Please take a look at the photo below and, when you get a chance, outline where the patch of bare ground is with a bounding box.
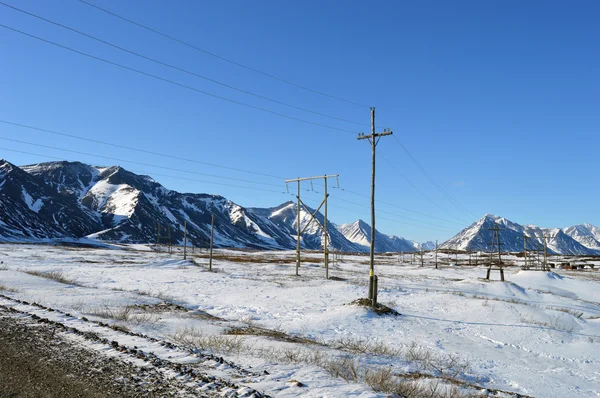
[0,307,210,397]
[349,298,400,316]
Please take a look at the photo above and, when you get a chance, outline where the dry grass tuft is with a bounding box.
[0,284,18,293]
[23,270,81,286]
[170,327,245,355]
[86,305,161,327]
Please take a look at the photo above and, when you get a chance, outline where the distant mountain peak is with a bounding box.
[442,214,600,255]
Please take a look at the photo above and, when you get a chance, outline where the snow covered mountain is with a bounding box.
[248,202,364,252]
[337,219,421,252]
[21,161,298,249]
[441,214,600,255]
[0,160,101,241]
[2,159,425,251]
[563,224,600,251]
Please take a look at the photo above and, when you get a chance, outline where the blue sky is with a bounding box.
[1,0,599,243]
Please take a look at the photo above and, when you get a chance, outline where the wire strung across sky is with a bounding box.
[77,0,369,109]
[0,1,480,229]
[0,146,452,233]
[0,119,284,180]
[0,2,368,129]
[391,135,478,220]
[301,189,453,233]
[0,147,289,194]
[0,136,285,189]
[0,119,461,231]
[379,151,468,223]
[332,187,465,226]
[0,23,357,135]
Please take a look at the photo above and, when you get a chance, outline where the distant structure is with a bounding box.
[486,221,505,281]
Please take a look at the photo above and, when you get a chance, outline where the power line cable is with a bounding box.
[327,203,451,233]
[379,151,465,222]
[77,0,369,108]
[392,134,477,219]
[332,187,464,226]
[0,119,284,180]
[0,2,368,128]
[301,188,452,233]
[0,136,284,188]
[0,147,289,194]
[0,23,356,134]
[325,194,450,230]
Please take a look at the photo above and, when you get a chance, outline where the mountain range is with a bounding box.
[2,159,599,255]
[440,214,600,255]
[0,159,426,252]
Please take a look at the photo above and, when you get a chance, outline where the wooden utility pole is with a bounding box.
[420,243,424,267]
[324,176,329,279]
[183,220,187,260]
[357,107,392,306]
[542,235,555,272]
[523,234,528,269]
[296,179,300,276]
[168,225,172,254]
[285,174,339,279]
[209,214,214,272]
[435,241,438,269]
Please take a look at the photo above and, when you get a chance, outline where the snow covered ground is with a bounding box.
[0,244,599,397]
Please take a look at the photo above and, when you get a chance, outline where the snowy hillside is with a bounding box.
[441,214,600,255]
[337,219,419,252]
[0,159,101,241]
[249,201,364,252]
[3,159,427,251]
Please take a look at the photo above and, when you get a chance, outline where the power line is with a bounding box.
[77,0,369,108]
[328,195,451,230]
[0,23,356,134]
[0,136,284,188]
[0,147,289,194]
[327,203,451,233]
[380,151,465,222]
[392,134,477,220]
[0,119,284,180]
[301,189,452,233]
[333,187,464,226]
[0,2,368,128]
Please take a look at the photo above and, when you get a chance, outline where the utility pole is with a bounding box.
[420,243,424,267]
[157,224,161,252]
[435,241,438,269]
[357,107,392,307]
[523,234,529,269]
[183,220,187,260]
[168,225,172,254]
[296,179,300,276]
[542,235,555,272]
[324,176,329,280]
[285,174,339,279]
[209,214,214,272]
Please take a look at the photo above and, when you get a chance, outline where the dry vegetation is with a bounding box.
[22,270,81,286]
[0,284,18,293]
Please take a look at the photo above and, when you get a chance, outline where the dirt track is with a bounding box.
[0,308,209,398]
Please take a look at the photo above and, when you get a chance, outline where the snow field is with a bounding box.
[0,244,599,397]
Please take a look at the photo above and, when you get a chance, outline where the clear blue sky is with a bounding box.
[1,0,599,243]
